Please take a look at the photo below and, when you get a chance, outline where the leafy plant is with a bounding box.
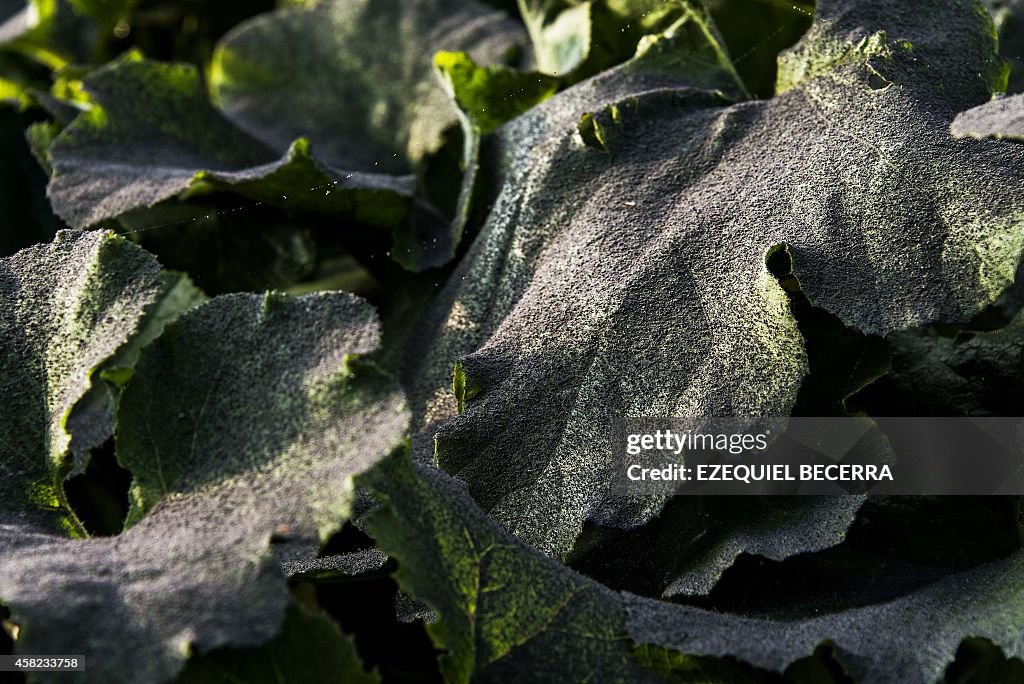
[2,0,1024,682]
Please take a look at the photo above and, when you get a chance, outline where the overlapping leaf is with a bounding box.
[413,10,857,594]
[0,231,409,682]
[407,0,1024,579]
[567,495,864,598]
[0,229,163,533]
[42,0,527,270]
[45,56,413,231]
[366,455,1024,683]
[210,0,526,177]
[434,3,745,251]
[953,92,1024,140]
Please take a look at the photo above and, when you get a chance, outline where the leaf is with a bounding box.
[566,495,864,598]
[363,454,671,683]
[114,294,407,530]
[0,232,409,681]
[516,0,691,80]
[434,5,746,246]
[178,602,378,684]
[0,229,163,534]
[278,547,389,582]
[208,0,528,268]
[624,553,1024,683]
[952,92,1024,140]
[365,454,1024,683]
[210,0,527,176]
[406,0,1024,566]
[45,54,414,228]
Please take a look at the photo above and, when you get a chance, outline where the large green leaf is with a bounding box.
[406,0,1024,569]
[0,231,409,682]
[366,455,1024,683]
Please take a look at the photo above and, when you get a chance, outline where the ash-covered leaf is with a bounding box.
[366,455,1024,683]
[625,550,1024,683]
[952,92,1024,140]
[207,0,527,268]
[0,232,409,682]
[210,0,526,176]
[115,291,409,529]
[363,454,670,684]
[45,0,530,271]
[435,5,745,248]
[45,55,414,233]
[0,229,163,536]
[278,547,389,582]
[407,0,1024,569]
[567,495,864,598]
